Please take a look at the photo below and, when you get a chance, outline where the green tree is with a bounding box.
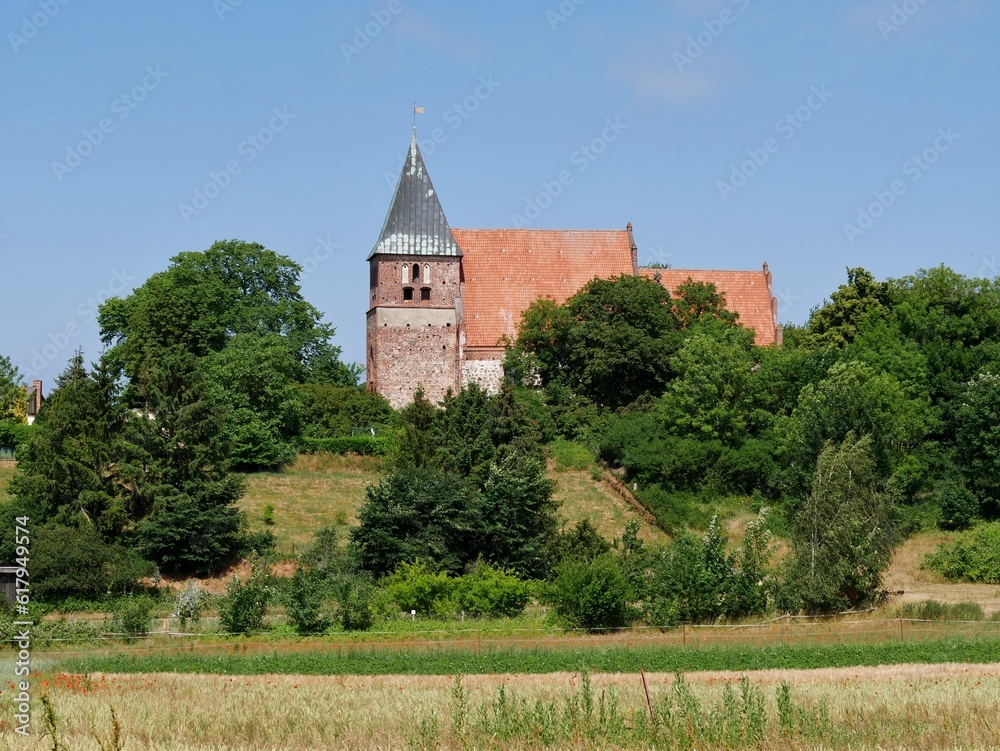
[805,267,891,348]
[955,372,1000,511]
[0,354,27,423]
[297,384,397,438]
[351,468,484,576]
[479,455,558,578]
[548,554,631,631]
[200,333,301,469]
[9,354,128,535]
[657,329,755,444]
[124,354,244,575]
[782,433,897,612]
[778,360,927,483]
[99,240,356,468]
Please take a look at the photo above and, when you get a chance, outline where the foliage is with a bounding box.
[295,435,396,456]
[546,518,612,567]
[352,468,484,577]
[297,383,397,439]
[548,554,631,631]
[29,523,153,602]
[955,371,1000,510]
[395,382,547,486]
[286,566,330,634]
[0,420,31,451]
[174,581,206,626]
[382,561,453,616]
[98,240,356,470]
[478,456,558,578]
[112,595,155,637]
[935,481,979,531]
[778,360,927,481]
[450,562,530,618]
[510,275,738,408]
[10,353,245,576]
[923,522,1000,584]
[0,354,26,423]
[337,579,376,631]
[10,354,128,535]
[782,434,898,612]
[805,267,891,348]
[219,562,273,634]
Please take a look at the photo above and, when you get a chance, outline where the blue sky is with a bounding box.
[2,0,997,385]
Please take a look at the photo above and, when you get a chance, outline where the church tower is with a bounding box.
[366,132,463,408]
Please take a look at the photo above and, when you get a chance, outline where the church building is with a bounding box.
[366,132,782,408]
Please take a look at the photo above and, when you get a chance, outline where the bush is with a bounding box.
[548,554,630,631]
[30,524,154,603]
[295,435,396,456]
[245,530,277,558]
[0,420,31,451]
[338,580,375,631]
[219,565,272,634]
[286,567,330,635]
[451,562,530,618]
[923,522,1000,583]
[382,561,453,616]
[112,596,154,637]
[549,439,594,472]
[175,581,205,627]
[936,482,979,531]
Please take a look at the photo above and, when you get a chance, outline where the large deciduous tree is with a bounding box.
[782,433,897,612]
[98,239,356,469]
[510,275,739,409]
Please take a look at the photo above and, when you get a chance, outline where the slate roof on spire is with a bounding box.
[368,132,462,260]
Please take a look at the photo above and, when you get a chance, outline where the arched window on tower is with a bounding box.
[423,264,430,284]
[412,264,421,282]
[401,264,409,285]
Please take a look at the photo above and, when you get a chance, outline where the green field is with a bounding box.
[50,634,1000,677]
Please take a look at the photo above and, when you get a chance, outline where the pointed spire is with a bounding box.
[368,133,461,260]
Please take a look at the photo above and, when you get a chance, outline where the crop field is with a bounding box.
[5,663,1000,750]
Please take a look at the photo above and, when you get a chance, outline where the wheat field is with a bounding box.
[4,663,999,750]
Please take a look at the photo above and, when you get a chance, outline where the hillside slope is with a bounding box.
[240,453,668,556]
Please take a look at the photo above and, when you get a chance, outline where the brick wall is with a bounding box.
[369,257,462,308]
[367,306,460,408]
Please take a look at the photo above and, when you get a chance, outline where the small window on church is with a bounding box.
[403,287,414,301]
[420,288,431,301]
[413,264,421,282]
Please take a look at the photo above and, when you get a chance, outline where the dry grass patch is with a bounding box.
[551,467,668,545]
[239,454,380,555]
[0,460,16,503]
[885,532,1000,615]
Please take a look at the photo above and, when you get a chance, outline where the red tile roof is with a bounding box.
[452,229,635,349]
[639,268,779,345]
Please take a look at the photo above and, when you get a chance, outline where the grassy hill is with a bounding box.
[240,450,668,557]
